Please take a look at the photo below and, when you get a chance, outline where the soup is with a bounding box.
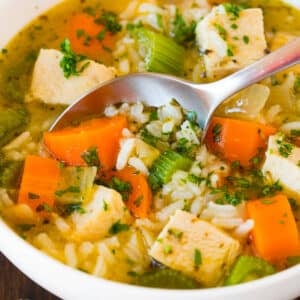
[0,0,299,289]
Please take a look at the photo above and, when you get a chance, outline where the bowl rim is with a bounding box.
[0,0,300,299]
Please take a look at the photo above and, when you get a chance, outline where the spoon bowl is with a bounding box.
[51,37,300,132]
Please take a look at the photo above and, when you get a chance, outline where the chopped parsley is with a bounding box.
[59,39,90,78]
[187,174,205,185]
[212,123,222,143]
[227,45,234,57]
[260,198,275,205]
[111,177,132,201]
[156,14,163,29]
[55,185,81,197]
[172,9,196,45]
[243,35,250,44]
[168,228,183,239]
[194,248,202,268]
[223,3,246,20]
[185,110,198,125]
[231,23,238,30]
[214,23,227,40]
[103,200,109,211]
[18,224,35,231]
[95,11,122,34]
[81,146,100,167]
[164,245,173,254]
[290,129,300,137]
[276,137,294,157]
[36,203,52,213]
[109,220,130,235]
[134,195,143,207]
[60,202,86,216]
[28,192,40,200]
[294,76,300,93]
[1,48,8,55]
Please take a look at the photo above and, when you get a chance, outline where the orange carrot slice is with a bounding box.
[206,117,276,167]
[43,116,128,170]
[113,167,152,218]
[18,155,61,213]
[247,194,299,262]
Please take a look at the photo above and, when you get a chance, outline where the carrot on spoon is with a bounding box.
[43,115,128,170]
[205,117,276,167]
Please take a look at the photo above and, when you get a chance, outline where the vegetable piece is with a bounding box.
[224,255,275,286]
[286,256,300,267]
[133,28,185,76]
[133,268,199,289]
[112,167,152,218]
[149,150,192,189]
[59,39,89,78]
[246,194,299,261]
[0,108,29,147]
[67,12,119,59]
[205,117,276,167]
[0,160,23,188]
[18,155,61,212]
[55,166,97,204]
[172,10,196,45]
[43,115,128,170]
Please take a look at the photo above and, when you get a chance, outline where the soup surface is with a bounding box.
[0,0,300,289]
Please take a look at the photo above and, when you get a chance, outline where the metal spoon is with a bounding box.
[51,37,300,132]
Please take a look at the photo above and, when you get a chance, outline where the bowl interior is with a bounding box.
[0,0,300,299]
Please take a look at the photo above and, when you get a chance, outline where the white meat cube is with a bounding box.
[149,210,240,287]
[263,134,300,203]
[196,5,266,79]
[26,49,116,105]
[72,185,127,242]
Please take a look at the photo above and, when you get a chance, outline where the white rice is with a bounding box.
[65,243,78,268]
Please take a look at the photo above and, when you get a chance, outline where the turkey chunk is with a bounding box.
[149,210,240,287]
[196,5,266,79]
[26,49,116,105]
[72,185,127,242]
[263,134,300,203]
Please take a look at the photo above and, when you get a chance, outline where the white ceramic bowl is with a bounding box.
[0,1,300,299]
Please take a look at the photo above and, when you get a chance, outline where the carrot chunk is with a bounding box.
[246,194,299,262]
[43,116,128,170]
[18,155,61,212]
[205,117,276,167]
[67,13,117,59]
[112,167,152,218]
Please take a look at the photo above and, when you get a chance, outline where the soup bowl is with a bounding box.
[0,0,300,299]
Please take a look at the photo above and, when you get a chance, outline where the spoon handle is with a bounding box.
[208,37,300,106]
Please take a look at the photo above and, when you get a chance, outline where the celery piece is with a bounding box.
[133,268,199,289]
[0,160,23,188]
[0,108,29,147]
[148,150,192,189]
[224,256,275,286]
[134,28,185,76]
[286,256,300,267]
[55,166,97,204]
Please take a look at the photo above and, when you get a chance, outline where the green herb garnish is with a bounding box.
[59,39,89,78]
[28,192,40,200]
[212,123,222,142]
[243,35,250,44]
[95,11,122,34]
[111,177,132,201]
[81,146,100,167]
[194,248,202,268]
[109,220,130,235]
[172,9,196,45]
